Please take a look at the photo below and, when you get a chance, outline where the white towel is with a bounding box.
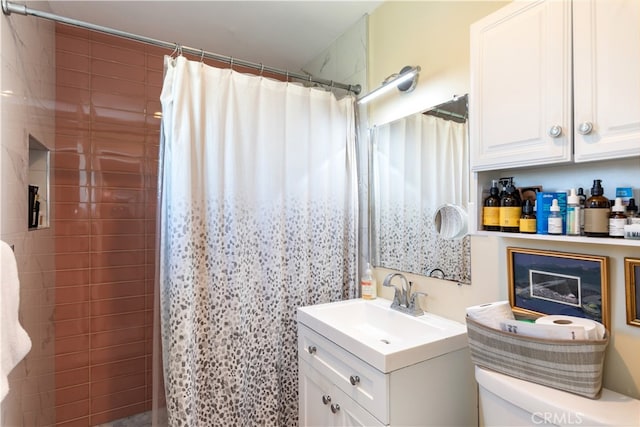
[0,241,32,402]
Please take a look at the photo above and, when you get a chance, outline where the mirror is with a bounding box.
[369,95,471,283]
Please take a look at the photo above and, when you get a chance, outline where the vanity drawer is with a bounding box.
[298,323,389,423]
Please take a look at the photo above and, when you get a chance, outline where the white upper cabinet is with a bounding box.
[470,0,640,171]
[573,0,640,162]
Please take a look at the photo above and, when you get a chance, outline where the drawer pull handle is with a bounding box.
[349,375,360,386]
[330,403,341,414]
[322,395,331,405]
[307,346,317,354]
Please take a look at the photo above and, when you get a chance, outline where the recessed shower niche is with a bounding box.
[28,135,50,229]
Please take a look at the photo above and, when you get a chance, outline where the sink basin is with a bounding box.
[297,298,468,373]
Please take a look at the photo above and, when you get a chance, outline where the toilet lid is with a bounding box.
[475,366,640,426]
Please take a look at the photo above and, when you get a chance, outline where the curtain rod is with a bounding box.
[1,0,361,95]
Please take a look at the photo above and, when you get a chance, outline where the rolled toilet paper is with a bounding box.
[535,315,605,340]
[466,301,514,330]
[500,319,587,340]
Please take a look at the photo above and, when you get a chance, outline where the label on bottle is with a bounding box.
[499,207,521,228]
[609,218,626,237]
[566,206,581,235]
[548,216,563,235]
[483,207,500,227]
[361,280,376,300]
[519,218,537,233]
[584,208,610,234]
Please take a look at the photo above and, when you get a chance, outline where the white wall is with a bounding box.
[0,8,56,425]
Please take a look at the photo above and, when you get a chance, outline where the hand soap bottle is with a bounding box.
[361,263,377,300]
[584,179,610,237]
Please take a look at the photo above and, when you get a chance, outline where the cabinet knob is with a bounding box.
[330,403,341,414]
[577,121,593,135]
[322,395,331,405]
[548,125,562,138]
[307,345,316,354]
[349,375,360,386]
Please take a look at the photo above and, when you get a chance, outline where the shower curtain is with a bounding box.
[156,56,358,426]
[372,113,470,282]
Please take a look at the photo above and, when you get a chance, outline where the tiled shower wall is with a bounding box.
[53,24,161,426]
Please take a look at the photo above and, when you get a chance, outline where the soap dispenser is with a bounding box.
[361,263,377,300]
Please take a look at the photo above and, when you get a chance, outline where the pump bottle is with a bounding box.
[584,180,610,237]
[566,189,581,236]
[483,180,501,231]
[499,179,520,233]
[361,263,377,300]
[609,198,626,238]
[548,199,563,235]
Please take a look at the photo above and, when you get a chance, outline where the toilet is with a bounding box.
[475,366,640,426]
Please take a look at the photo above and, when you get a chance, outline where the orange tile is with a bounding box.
[92,91,146,113]
[90,220,145,236]
[90,402,147,426]
[91,312,146,333]
[91,372,146,397]
[91,327,145,349]
[55,133,91,153]
[91,235,145,252]
[56,368,90,390]
[91,203,145,220]
[146,69,163,87]
[90,386,145,414]
[92,121,146,142]
[90,341,146,366]
[91,155,144,175]
[56,286,91,304]
[91,357,145,381]
[55,351,90,372]
[53,153,89,171]
[54,220,91,237]
[90,281,145,301]
[57,51,90,73]
[92,107,146,128]
[54,185,90,204]
[56,117,91,137]
[57,33,90,55]
[55,302,90,321]
[55,236,91,253]
[56,269,91,287]
[91,59,145,82]
[56,384,90,406]
[56,399,90,423]
[90,296,145,316]
[92,171,144,189]
[90,42,146,66]
[92,75,146,97]
[57,68,91,90]
[56,252,90,270]
[91,32,147,52]
[56,22,90,39]
[56,335,91,356]
[91,265,145,285]
[54,170,90,187]
[55,202,90,220]
[90,251,145,269]
[56,416,91,427]
[57,86,91,108]
[90,187,143,204]
[56,318,91,339]
[93,138,145,157]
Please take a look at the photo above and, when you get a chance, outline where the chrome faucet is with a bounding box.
[382,273,426,316]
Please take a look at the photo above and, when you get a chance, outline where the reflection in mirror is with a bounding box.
[370,95,470,283]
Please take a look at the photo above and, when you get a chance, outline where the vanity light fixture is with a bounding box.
[357,65,421,105]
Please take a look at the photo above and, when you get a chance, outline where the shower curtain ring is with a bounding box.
[200,49,205,62]
[286,70,289,82]
[170,43,179,58]
[260,63,264,76]
[229,57,234,70]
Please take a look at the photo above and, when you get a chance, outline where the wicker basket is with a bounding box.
[466,316,609,399]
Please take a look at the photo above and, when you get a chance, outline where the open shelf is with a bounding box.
[473,230,640,247]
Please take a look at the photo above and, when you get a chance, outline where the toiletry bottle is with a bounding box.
[499,180,520,233]
[483,179,501,231]
[519,199,536,234]
[361,263,377,300]
[577,187,587,235]
[584,179,610,237]
[566,188,581,236]
[627,198,640,225]
[548,199,563,235]
[609,197,626,238]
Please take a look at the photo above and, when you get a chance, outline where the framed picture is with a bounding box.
[624,257,640,327]
[507,247,609,330]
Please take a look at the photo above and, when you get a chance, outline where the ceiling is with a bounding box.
[39,1,383,72]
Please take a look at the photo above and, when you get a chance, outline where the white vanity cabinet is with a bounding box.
[297,323,477,427]
[470,0,640,171]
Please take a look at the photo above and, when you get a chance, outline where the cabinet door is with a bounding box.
[573,0,640,162]
[470,0,573,171]
[332,385,385,427]
[299,359,334,427]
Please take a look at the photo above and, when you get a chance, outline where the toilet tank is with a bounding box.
[475,366,640,427]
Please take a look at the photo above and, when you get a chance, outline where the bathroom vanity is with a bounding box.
[297,298,477,426]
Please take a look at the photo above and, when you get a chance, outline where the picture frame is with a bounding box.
[624,257,640,327]
[507,247,609,330]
